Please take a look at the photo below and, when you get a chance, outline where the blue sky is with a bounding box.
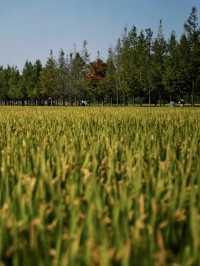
[0,0,200,69]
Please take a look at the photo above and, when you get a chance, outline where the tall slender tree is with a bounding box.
[40,50,58,103]
[151,20,167,105]
[184,6,200,104]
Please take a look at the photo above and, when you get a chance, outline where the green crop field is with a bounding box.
[0,107,200,266]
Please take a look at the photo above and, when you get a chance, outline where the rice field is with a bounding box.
[0,107,200,266]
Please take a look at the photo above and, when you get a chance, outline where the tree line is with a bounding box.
[1,7,200,106]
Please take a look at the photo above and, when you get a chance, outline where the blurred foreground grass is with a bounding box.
[0,107,200,266]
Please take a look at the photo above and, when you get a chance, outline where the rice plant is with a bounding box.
[0,107,200,266]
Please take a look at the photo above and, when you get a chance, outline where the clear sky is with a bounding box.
[0,0,200,69]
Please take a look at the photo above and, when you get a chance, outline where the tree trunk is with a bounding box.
[149,88,151,107]
[116,89,119,106]
[159,92,161,107]
[191,81,194,107]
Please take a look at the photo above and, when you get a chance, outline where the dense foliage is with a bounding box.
[1,7,200,105]
[0,107,200,265]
